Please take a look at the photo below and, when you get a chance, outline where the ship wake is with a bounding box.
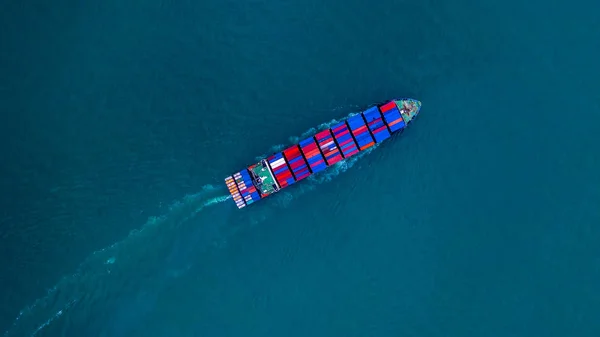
[4,110,377,337]
[3,186,231,337]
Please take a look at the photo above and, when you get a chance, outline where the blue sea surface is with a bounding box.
[1,0,599,336]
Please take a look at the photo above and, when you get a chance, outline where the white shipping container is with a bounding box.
[321,140,334,148]
[271,158,286,168]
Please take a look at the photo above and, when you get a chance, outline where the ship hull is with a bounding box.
[225,98,421,209]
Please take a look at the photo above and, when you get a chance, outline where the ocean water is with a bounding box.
[1,0,599,336]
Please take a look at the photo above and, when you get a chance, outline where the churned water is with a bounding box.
[1,0,599,336]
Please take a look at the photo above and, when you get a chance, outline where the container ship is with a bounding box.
[225,98,421,209]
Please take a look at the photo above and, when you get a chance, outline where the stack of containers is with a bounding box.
[347,114,375,150]
[379,101,406,132]
[330,121,359,158]
[234,169,261,205]
[299,137,327,173]
[362,106,391,142]
[224,175,246,209]
[315,129,343,165]
[283,145,311,181]
[267,152,295,188]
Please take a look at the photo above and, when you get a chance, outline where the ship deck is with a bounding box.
[225,97,421,209]
[249,160,279,196]
[395,99,421,124]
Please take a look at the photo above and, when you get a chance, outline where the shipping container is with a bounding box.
[315,129,343,165]
[347,115,375,151]
[234,169,262,204]
[267,152,295,188]
[380,101,406,132]
[363,106,391,142]
[224,175,246,208]
[299,137,327,173]
[331,121,360,158]
[282,144,312,182]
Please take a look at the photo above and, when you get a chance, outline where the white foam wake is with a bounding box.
[256,110,360,161]
[4,108,381,336]
[3,185,230,337]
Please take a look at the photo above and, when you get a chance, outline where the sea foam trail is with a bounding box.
[3,108,379,336]
[3,186,230,337]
